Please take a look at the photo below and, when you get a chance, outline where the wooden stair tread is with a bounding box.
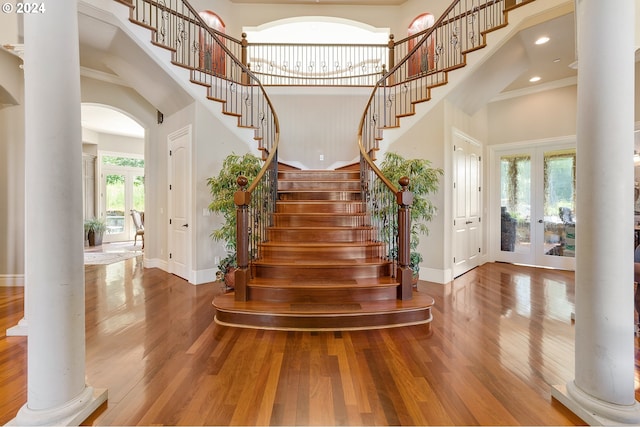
[253,258,390,266]
[247,277,398,287]
[268,226,372,231]
[273,212,366,216]
[277,200,362,203]
[259,241,381,247]
[279,178,360,182]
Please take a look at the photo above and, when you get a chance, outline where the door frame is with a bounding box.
[167,125,193,282]
[489,136,576,269]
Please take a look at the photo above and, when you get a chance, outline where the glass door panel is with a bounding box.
[540,149,576,267]
[105,173,126,240]
[133,174,145,212]
[500,154,532,257]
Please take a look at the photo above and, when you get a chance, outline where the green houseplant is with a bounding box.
[207,153,262,286]
[84,217,107,246]
[378,151,443,281]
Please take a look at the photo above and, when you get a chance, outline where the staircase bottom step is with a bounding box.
[212,292,434,331]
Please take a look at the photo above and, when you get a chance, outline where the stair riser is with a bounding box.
[279,171,360,181]
[253,264,391,280]
[268,228,372,242]
[259,245,385,261]
[273,215,367,227]
[248,286,397,303]
[278,181,361,191]
[276,203,364,214]
[279,191,361,201]
[214,307,432,330]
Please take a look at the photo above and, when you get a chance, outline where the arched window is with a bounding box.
[408,13,435,76]
[244,17,388,44]
[198,10,226,73]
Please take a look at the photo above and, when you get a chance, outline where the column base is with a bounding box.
[6,318,28,337]
[7,386,107,426]
[552,382,640,425]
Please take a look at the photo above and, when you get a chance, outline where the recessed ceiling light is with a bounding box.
[535,36,550,45]
[529,76,541,83]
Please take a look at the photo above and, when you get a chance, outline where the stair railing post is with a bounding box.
[387,33,395,85]
[396,176,413,300]
[241,32,249,85]
[234,176,250,301]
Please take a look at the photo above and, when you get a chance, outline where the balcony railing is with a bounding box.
[246,41,388,86]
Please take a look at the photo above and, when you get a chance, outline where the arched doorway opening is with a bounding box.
[81,104,146,245]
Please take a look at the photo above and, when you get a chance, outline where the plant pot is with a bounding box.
[88,230,103,246]
[224,268,237,289]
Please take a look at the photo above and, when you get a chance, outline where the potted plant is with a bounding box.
[207,152,262,287]
[84,217,107,246]
[215,252,238,288]
[377,152,443,283]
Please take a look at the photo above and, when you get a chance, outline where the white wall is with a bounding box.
[193,100,256,279]
[93,133,144,155]
[0,7,21,45]
[383,100,447,281]
[269,88,369,169]
[488,84,578,145]
[0,50,24,284]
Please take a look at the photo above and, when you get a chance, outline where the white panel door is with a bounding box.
[168,126,192,281]
[452,131,482,278]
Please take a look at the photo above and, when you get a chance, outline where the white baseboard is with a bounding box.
[143,258,168,271]
[142,259,217,286]
[419,267,452,284]
[0,274,24,287]
[192,268,218,285]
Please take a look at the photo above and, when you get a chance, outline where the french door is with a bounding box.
[493,142,576,270]
[101,155,145,243]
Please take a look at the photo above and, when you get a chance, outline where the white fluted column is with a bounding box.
[551,1,640,424]
[7,1,107,425]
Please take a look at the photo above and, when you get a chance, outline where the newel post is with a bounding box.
[234,176,250,301]
[241,33,249,85]
[396,176,413,300]
[387,34,395,85]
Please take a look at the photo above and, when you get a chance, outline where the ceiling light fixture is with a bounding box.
[535,36,550,45]
[529,76,541,83]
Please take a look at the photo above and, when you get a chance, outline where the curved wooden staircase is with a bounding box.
[213,167,435,330]
[112,0,538,331]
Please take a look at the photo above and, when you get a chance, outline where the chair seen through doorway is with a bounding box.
[130,209,144,249]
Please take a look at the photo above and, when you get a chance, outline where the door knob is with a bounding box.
[538,219,543,224]
[182,223,189,228]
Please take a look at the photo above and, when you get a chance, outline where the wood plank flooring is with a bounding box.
[3,259,638,425]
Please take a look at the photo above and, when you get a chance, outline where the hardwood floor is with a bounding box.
[3,260,639,425]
